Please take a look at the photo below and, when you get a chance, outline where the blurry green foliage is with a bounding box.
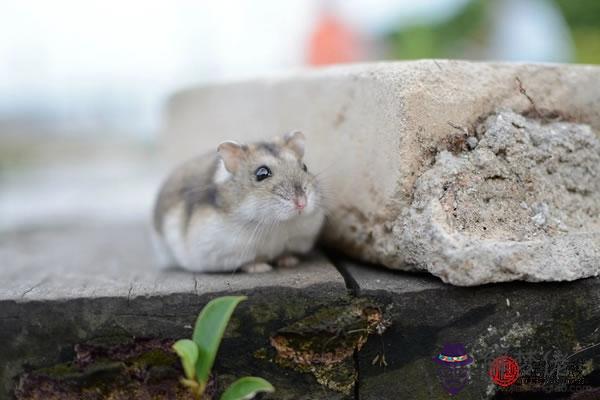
[387,0,487,60]
[387,0,600,64]
[555,0,600,63]
[554,0,600,28]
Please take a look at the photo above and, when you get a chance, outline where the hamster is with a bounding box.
[152,131,325,273]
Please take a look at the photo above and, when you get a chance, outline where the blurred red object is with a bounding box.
[307,11,363,65]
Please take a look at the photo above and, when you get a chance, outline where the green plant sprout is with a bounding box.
[173,295,274,400]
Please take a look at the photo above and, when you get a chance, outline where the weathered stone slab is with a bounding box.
[0,223,344,301]
[163,60,600,285]
[3,222,599,399]
[0,223,352,399]
[340,261,600,399]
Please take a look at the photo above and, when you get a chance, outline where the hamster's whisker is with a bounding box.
[180,185,215,194]
[311,160,338,178]
[228,218,262,277]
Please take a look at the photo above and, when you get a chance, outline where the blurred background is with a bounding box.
[1,0,599,232]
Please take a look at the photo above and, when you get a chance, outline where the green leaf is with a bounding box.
[220,377,275,400]
[193,295,247,383]
[172,339,199,380]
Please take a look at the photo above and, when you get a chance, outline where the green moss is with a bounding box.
[223,316,242,339]
[270,298,386,395]
[129,348,177,369]
[582,359,594,376]
[247,303,281,336]
[253,348,268,360]
[37,362,78,379]
[533,301,580,351]
[83,334,134,348]
[16,342,187,399]
[249,304,279,324]
[311,359,356,394]
[281,301,307,321]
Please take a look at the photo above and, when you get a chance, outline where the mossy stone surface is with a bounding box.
[344,262,600,399]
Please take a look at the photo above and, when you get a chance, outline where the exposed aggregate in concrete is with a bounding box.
[394,110,600,285]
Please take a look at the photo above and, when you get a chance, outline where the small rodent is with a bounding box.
[152,131,325,273]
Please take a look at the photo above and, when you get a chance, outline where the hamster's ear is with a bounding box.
[283,131,305,159]
[217,141,245,172]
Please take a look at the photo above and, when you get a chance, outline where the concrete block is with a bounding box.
[163,60,600,285]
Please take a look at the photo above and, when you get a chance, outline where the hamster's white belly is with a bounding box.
[160,204,323,272]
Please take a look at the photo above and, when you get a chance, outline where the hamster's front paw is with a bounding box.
[276,255,300,269]
[241,262,273,273]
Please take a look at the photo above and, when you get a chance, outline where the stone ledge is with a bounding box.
[0,223,350,399]
[2,223,600,398]
[0,223,344,302]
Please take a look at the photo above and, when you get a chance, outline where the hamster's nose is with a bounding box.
[293,194,307,210]
[293,184,306,211]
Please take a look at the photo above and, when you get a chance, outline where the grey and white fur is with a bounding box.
[152,131,325,272]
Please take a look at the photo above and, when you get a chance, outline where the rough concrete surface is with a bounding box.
[398,110,600,285]
[163,60,600,285]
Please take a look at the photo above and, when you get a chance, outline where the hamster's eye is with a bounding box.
[255,166,272,181]
[302,163,308,172]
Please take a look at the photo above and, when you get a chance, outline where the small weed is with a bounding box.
[173,296,274,400]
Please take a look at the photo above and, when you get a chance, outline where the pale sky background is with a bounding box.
[0,0,571,137]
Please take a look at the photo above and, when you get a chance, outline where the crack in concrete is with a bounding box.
[20,279,47,299]
[323,247,364,400]
[324,247,361,298]
[126,284,134,306]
